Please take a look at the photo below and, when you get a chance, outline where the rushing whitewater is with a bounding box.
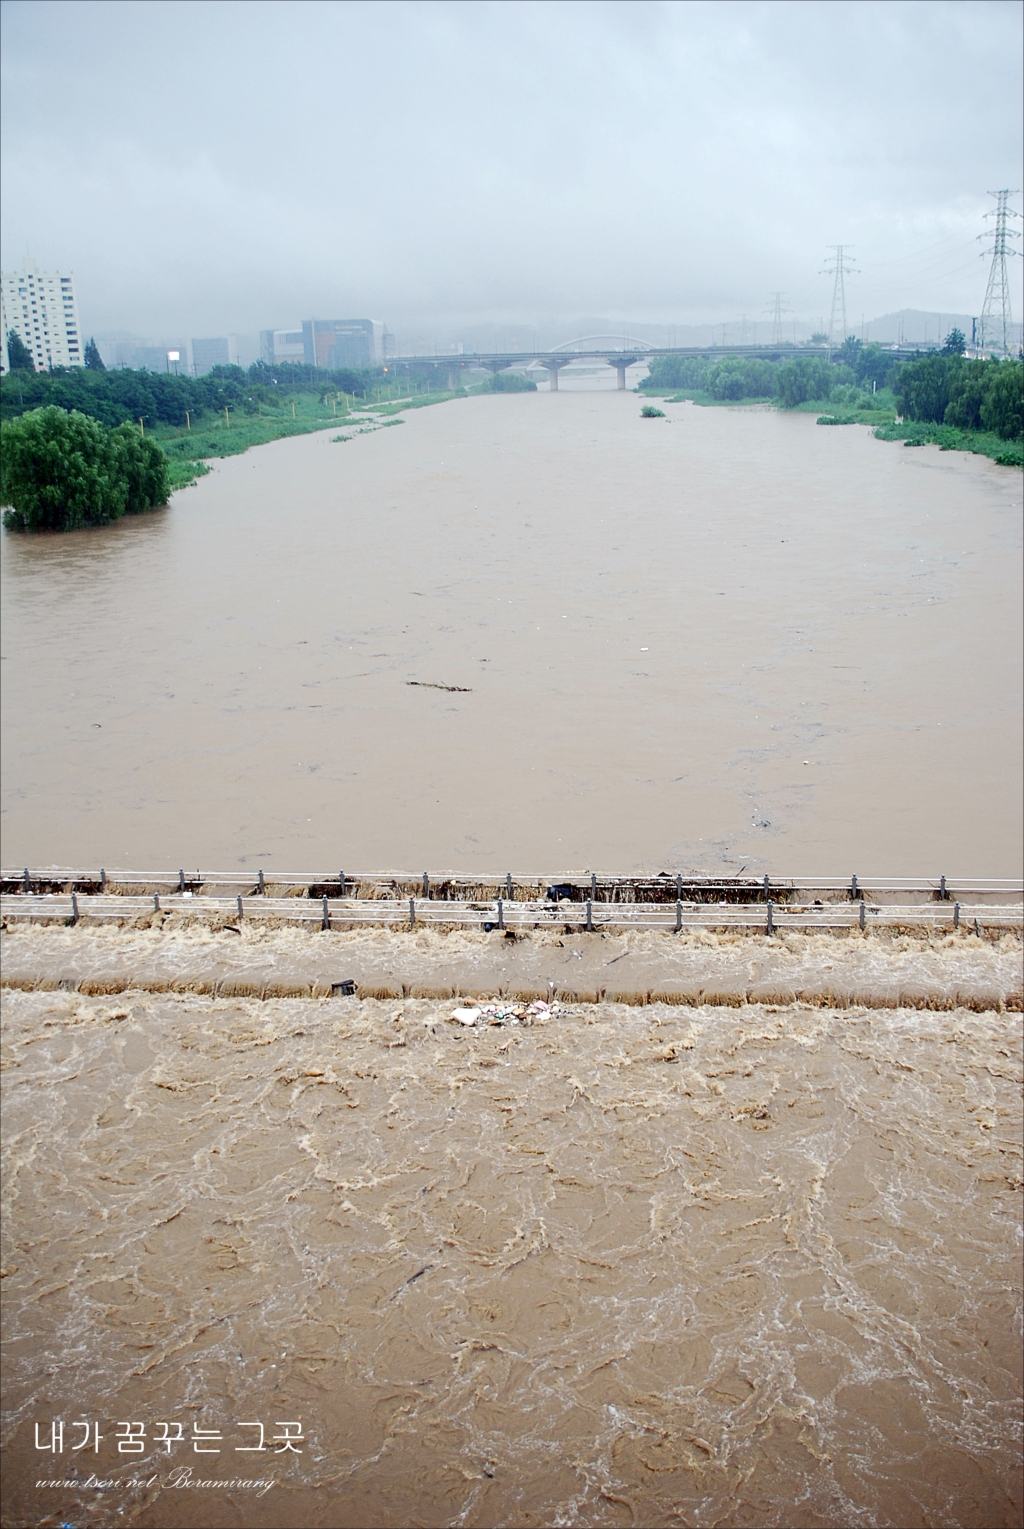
[2,952,1021,1527]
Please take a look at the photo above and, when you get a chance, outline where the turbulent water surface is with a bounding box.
[1,390,1021,875]
[2,970,1022,1529]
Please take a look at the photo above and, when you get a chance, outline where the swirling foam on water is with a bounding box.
[2,969,1021,1528]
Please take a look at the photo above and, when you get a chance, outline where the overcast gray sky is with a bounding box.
[1,0,1021,342]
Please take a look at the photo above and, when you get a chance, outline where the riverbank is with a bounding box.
[158,387,468,491]
[871,417,1024,467]
[636,385,1023,467]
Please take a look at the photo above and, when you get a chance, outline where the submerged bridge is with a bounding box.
[390,338,932,390]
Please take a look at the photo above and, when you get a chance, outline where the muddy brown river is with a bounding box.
[1,393,1022,1528]
[1,967,1021,1529]
[1,392,1021,876]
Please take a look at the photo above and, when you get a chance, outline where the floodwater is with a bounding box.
[1,974,1021,1528]
[1,390,1021,876]
[2,388,1023,1529]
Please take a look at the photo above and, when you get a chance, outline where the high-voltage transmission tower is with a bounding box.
[820,246,859,353]
[766,292,790,345]
[978,190,1021,356]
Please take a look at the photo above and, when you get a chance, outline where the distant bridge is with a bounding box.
[389,342,932,390]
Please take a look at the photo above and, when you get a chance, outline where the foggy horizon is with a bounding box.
[2,0,1022,347]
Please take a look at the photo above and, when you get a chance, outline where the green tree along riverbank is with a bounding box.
[0,359,476,503]
[1,407,169,531]
[4,343,1020,531]
[642,339,1023,466]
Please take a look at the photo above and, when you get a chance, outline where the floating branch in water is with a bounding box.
[406,681,473,693]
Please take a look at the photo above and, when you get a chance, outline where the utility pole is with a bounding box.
[766,292,790,346]
[820,246,859,354]
[978,190,1021,356]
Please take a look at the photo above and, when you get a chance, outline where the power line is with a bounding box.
[978,190,1021,356]
[820,246,860,353]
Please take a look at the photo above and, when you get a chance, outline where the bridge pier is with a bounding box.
[606,354,642,390]
[544,359,572,391]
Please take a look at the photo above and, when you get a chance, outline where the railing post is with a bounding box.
[953,901,960,929]
[859,899,866,931]
[23,868,30,892]
[764,873,770,900]
[675,898,682,933]
[237,894,244,919]
[497,897,504,930]
[766,900,774,934]
[506,872,513,899]
[851,874,858,901]
[422,872,429,898]
[339,871,346,897]
[153,892,160,913]
[100,868,106,891]
[179,869,185,892]
[71,892,79,925]
[322,895,330,930]
[409,897,415,928]
[940,874,948,900]
[586,898,593,932]
[258,868,265,893]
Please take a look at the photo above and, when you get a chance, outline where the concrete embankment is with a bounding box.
[2,923,1020,1010]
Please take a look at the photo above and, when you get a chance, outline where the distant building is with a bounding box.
[1,261,82,372]
[260,328,305,365]
[301,319,386,370]
[231,333,262,369]
[94,338,188,372]
[191,337,230,374]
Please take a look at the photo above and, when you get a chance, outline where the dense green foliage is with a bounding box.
[477,370,537,392]
[645,343,898,406]
[6,330,34,372]
[705,357,778,399]
[644,355,711,391]
[642,336,1023,450]
[773,358,836,407]
[895,355,1022,439]
[1,406,169,531]
[84,338,105,370]
[0,359,383,430]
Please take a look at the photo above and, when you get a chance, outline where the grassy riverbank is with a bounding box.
[638,388,1021,468]
[156,387,466,491]
[871,419,1023,467]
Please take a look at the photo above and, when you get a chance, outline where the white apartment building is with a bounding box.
[1,261,83,373]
